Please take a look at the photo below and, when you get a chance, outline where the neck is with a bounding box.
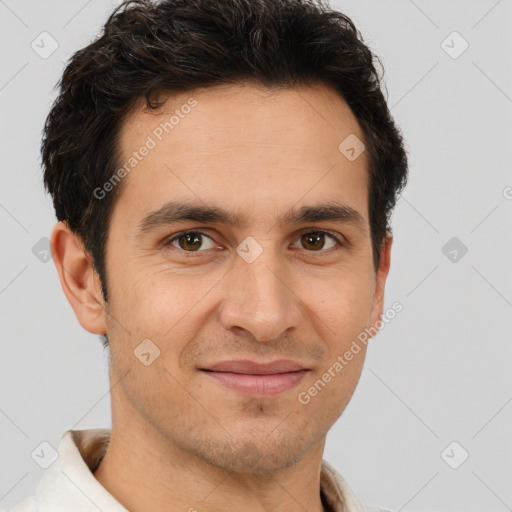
[94,409,327,512]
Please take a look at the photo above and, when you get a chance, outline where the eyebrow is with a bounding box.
[136,199,367,235]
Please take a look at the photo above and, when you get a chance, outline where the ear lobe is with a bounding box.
[50,221,107,335]
[369,233,393,333]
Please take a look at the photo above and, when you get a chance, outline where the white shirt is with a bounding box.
[8,429,390,512]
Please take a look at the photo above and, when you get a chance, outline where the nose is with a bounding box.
[219,246,303,343]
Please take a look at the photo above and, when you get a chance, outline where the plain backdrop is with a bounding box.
[1,1,511,511]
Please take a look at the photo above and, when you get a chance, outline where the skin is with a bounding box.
[51,81,392,512]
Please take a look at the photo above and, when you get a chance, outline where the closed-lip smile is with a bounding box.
[200,359,310,397]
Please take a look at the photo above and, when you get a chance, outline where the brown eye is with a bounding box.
[166,231,215,252]
[293,230,341,252]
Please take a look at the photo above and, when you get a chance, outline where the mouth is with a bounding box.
[199,359,310,397]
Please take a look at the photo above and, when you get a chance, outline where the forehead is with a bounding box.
[113,81,370,229]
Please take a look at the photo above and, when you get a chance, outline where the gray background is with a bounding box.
[1,1,511,511]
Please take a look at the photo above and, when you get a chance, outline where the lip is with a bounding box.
[201,370,309,397]
[201,359,308,375]
[199,359,309,398]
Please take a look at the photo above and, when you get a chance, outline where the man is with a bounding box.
[10,0,408,510]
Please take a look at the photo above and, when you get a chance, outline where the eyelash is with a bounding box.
[163,229,346,256]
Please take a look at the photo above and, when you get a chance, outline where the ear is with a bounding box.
[369,233,393,334]
[50,221,107,335]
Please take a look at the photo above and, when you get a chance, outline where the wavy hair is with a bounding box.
[42,0,408,307]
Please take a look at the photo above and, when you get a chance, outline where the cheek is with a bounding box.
[307,270,376,333]
[112,271,211,371]
[108,253,188,329]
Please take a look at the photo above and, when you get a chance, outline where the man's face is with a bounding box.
[101,82,390,472]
